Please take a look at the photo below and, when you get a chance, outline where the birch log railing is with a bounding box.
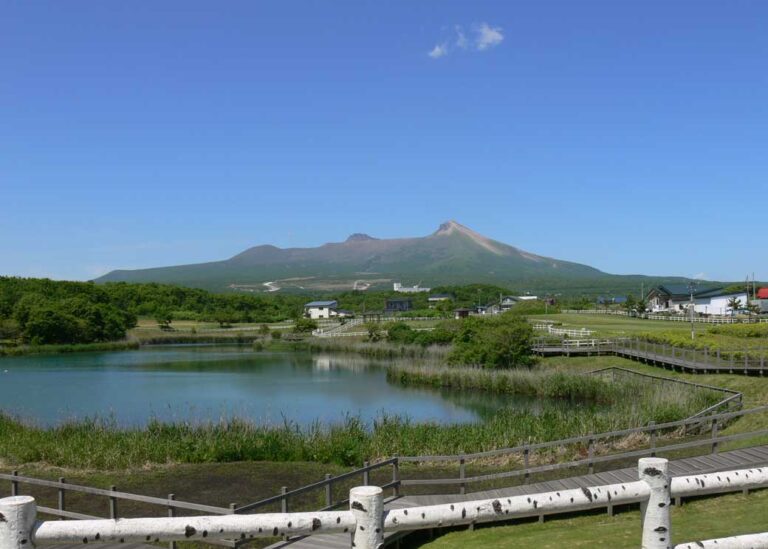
[2,459,768,549]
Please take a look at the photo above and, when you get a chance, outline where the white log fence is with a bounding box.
[2,459,767,549]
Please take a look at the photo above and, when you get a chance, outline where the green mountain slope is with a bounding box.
[94,221,692,294]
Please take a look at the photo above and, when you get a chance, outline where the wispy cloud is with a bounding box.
[475,22,504,50]
[428,43,448,59]
[427,22,504,59]
[455,25,468,49]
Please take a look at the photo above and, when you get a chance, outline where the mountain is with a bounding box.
[95,221,690,294]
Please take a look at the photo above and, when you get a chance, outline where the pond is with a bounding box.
[0,345,582,427]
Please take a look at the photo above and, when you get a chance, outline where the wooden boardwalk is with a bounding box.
[266,445,768,548]
[534,341,768,375]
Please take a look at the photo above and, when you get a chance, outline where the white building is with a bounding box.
[393,282,431,293]
[647,285,750,316]
[304,300,339,320]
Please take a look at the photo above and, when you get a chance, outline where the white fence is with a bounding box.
[561,310,768,324]
[2,458,767,549]
[533,323,595,337]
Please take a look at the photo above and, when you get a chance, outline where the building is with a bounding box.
[427,294,453,308]
[754,288,768,313]
[393,282,431,293]
[646,285,750,315]
[385,298,413,313]
[304,300,339,319]
[499,296,519,311]
[454,307,471,319]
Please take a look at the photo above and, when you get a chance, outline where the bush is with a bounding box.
[448,313,535,368]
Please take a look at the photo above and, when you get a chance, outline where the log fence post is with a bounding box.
[459,457,466,495]
[391,458,400,498]
[639,457,671,549]
[648,422,657,457]
[350,486,384,549]
[363,461,370,486]
[0,496,37,549]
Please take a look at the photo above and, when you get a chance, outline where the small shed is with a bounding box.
[454,308,471,319]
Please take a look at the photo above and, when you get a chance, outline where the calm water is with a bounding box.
[0,346,552,427]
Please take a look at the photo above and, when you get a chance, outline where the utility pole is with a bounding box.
[688,281,698,341]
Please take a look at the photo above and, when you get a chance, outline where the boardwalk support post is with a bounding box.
[639,458,671,549]
[350,486,383,549]
[0,496,37,549]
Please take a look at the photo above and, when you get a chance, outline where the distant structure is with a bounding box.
[385,297,413,313]
[304,300,339,319]
[393,282,431,293]
[647,285,750,315]
[427,294,453,308]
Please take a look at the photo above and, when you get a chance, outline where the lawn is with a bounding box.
[528,313,697,337]
[417,488,768,548]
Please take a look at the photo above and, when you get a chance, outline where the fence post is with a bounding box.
[459,457,466,495]
[0,496,37,549]
[325,474,333,508]
[280,486,288,513]
[109,485,118,519]
[587,436,595,475]
[57,477,66,520]
[711,419,719,454]
[648,422,657,457]
[391,458,400,498]
[350,486,384,549]
[168,494,177,549]
[10,471,18,497]
[523,446,531,484]
[363,461,370,486]
[639,457,671,549]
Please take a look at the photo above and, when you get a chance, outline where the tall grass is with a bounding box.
[298,339,452,360]
[0,341,140,357]
[0,369,722,469]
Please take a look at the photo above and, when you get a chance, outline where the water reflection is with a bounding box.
[0,345,591,428]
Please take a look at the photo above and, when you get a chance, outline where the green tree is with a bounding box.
[448,314,535,369]
[154,307,173,329]
[294,317,318,333]
[727,297,743,316]
[365,322,384,342]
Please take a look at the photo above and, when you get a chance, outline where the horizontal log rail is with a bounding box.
[2,459,767,549]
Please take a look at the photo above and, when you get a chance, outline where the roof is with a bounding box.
[304,300,337,308]
[649,285,722,298]
[758,288,768,299]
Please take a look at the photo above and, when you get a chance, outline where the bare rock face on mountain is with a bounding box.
[95,221,671,293]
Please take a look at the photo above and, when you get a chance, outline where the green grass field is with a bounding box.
[529,313,697,337]
[418,488,768,548]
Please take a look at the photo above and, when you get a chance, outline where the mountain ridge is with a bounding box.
[95,221,692,294]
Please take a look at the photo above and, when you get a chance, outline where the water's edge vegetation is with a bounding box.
[0,365,720,469]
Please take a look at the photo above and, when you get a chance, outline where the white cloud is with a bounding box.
[693,272,708,280]
[427,22,504,58]
[428,42,448,59]
[455,25,468,49]
[475,22,504,50]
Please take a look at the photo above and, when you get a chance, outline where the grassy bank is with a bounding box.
[298,338,452,360]
[0,340,140,357]
[387,364,723,413]
[0,375,718,470]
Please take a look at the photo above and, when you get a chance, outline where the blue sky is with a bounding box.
[1,0,766,283]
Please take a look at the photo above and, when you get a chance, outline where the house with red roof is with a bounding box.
[757,288,768,300]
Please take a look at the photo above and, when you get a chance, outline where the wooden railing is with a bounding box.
[3,458,768,549]
[397,406,768,492]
